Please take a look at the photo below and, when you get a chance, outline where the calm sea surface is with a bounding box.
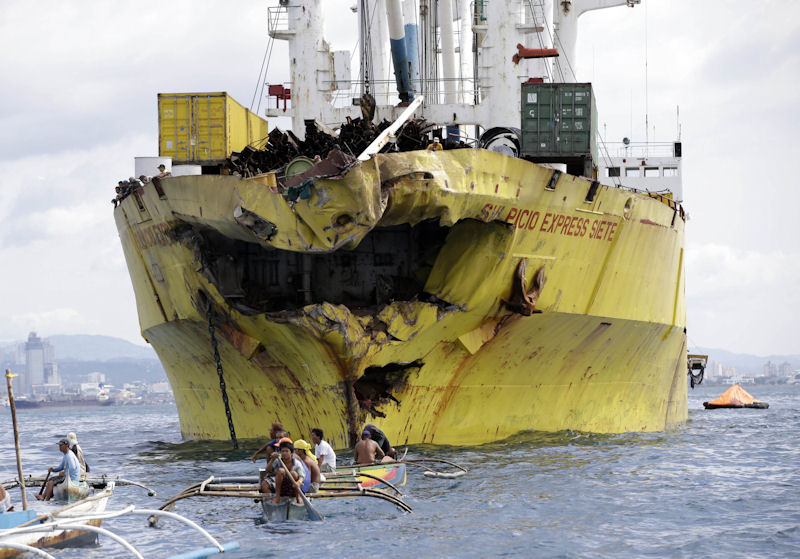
[2,383,799,558]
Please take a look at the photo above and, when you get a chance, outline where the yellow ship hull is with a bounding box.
[115,148,687,448]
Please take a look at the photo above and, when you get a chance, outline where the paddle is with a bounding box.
[277,462,323,521]
[38,470,51,496]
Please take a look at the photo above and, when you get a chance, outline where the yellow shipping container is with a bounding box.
[158,92,269,164]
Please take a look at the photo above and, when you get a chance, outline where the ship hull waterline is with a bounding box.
[115,148,687,448]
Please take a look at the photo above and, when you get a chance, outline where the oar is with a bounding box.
[38,471,51,497]
[277,465,323,522]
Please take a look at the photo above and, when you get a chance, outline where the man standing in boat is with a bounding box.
[36,438,81,501]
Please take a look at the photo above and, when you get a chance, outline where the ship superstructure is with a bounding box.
[114,0,692,448]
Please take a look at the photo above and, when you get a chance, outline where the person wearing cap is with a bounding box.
[36,438,81,501]
[354,429,384,465]
[294,439,322,493]
[268,439,307,504]
[363,424,397,460]
[155,164,171,178]
[310,427,336,473]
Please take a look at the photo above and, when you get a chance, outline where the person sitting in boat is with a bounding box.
[354,430,385,465]
[67,432,89,476]
[252,422,288,464]
[36,438,82,501]
[294,439,322,494]
[155,164,171,178]
[310,427,336,473]
[268,439,307,505]
[363,424,397,460]
[0,484,12,512]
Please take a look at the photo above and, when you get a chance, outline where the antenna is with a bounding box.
[644,0,649,152]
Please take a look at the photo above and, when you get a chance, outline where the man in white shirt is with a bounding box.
[311,428,336,473]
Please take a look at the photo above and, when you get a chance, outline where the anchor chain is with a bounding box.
[205,299,239,449]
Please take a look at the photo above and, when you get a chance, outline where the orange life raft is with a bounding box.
[703,384,769,409]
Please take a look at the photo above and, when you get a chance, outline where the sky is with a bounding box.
[0,0,797,357]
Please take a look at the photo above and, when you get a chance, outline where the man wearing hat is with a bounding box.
[294,439,322,493]
[155,164,171,178]
[36,438,81,501]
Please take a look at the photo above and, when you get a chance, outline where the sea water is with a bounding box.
[2,383,799,558]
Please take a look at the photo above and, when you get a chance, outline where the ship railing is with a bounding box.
[604,187,684,221]
[605,142,678,158]
[320,77,481,109]
[267,6,290,36]
[472,1,546,30]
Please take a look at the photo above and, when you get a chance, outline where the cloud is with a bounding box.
[0,0,796,358]
[686,242,800,354]
[10,308,81,334]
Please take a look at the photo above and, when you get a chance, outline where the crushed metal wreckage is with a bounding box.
[224,116,469,179]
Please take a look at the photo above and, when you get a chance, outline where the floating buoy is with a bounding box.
[703,384,769,409]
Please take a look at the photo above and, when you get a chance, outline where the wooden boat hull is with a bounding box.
[260,499,309,522]
[0,490,111,557]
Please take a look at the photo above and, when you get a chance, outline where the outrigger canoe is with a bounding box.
[262,461,409,521]
[1,488,238,559]
[0,484,114,558]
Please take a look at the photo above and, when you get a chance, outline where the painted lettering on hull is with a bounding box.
[478,204,618,241]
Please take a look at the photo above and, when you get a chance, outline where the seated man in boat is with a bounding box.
[0,484,12,512]
[310,427,336,473]
[354,430,385,465]
[36,438,82,501]
[269,439,307,505]
[294,439,322,493]
[68,432,89,476]
[363,424,397,460]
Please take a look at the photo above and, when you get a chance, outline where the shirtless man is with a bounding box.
[353,430,384,465]
[364,424,397,460]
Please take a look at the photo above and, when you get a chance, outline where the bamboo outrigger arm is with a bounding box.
[4,475,157,496]
[150,475,413,520]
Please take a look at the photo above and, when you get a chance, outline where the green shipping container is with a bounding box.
[521,83,597,163]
